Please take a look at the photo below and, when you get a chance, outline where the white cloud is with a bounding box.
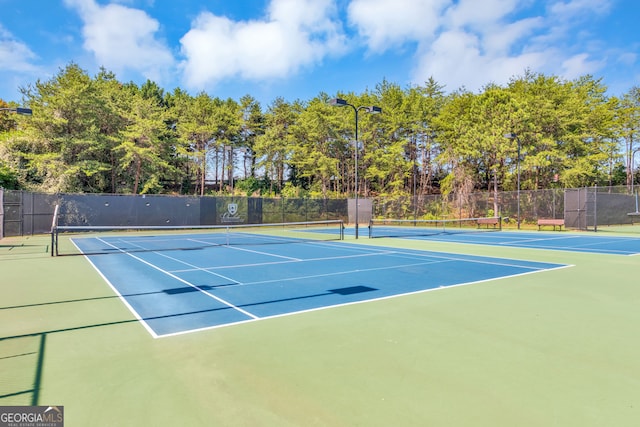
[617,52,637,67]
[482,17,543,55]
[179,0,347,89]
[344,0,614,93]
[412,29,546,91]
[406,1,549,91]
[50,0,621,97]
[560,53,603,79]
[0,25,38,72]
[347,0,449,52]
[549,0,612,19]
[63,0,174,83]
[444,0,519,29]
[346,0,550,91]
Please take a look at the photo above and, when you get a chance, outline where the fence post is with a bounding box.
[0,187,3,239]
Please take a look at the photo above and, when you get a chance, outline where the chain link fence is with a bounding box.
[372,186,639,230]
[2,186,638,237]
[0,190,349,236]
[373,188,564,223]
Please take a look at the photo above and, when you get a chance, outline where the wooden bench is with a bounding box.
[537,218,564,231]
[477,217,500,229]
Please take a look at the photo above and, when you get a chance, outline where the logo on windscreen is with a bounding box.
[221,203,243,223]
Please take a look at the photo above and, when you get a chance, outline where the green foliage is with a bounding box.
[0,161,18,188]
[280,182,304,198]
[1,62,639,202]
[235,177,270,196]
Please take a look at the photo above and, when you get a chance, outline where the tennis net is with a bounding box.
[368,217,502,239]
[52,219,344,256]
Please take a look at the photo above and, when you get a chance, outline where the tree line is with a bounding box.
[1,63,639,206]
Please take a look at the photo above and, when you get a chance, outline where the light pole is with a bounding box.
[632,147,640,195]
[413,143,418,221]
[504,132,521,229]
[330,98,381,238]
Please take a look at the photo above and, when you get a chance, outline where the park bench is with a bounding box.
[477,217,500,229]
[537,218,564,231]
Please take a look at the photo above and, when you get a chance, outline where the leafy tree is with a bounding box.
[289,96,341,198]
[210,97,241,194]
[433,90,477,211]
[559,76,615,187]
[0,162,18,188]
[254,98,296,195]
[164,88,195,193]
[18,63,115,192]
[93,68,132,192]
[238,95,264,180]
[405,78,446,196]
[0,99,20,132]
[0,99,25,188]
[172,92,217,196]
[115,86,172,194]
[3,60,640,204]
[507,72,566,190]
[616,86,640,187]
[470,85,520,214]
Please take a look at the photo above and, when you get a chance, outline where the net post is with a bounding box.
[50,204,59,257]
[55,227,59,256]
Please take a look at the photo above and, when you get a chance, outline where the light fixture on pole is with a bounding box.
[329,98,381,239]
[0,107,32,116]
[504,132,521,229]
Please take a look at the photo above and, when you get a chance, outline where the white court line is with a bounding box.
[304,239,568,269]
[119,234,565,276]
[157,263,574,338]
[188,238,303,261]
[420,231,640,255]
[77,236,575,339]
[95,237,259,320]
[371,232,640,255]
[105,236,244,284]
[358,247,558,271]
[498,239,637,255]
[71,239,160,338]
[169,250,398,273]
[497,235,582,245]
[152,250,244,283]
[214,259,455,288]
[166,246,545,286]
[553,237,640,250]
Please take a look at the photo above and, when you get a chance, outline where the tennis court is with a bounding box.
[367,218,640,255]
[3,220,640,426]
[68,229,565,337]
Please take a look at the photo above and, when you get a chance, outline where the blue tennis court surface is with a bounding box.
[73,234,567,338]
[365,228,640,255]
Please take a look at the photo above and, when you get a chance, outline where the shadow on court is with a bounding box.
[0,333,46,406]
[0,281,381,403]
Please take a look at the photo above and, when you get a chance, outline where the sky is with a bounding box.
[0,0,639,107]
